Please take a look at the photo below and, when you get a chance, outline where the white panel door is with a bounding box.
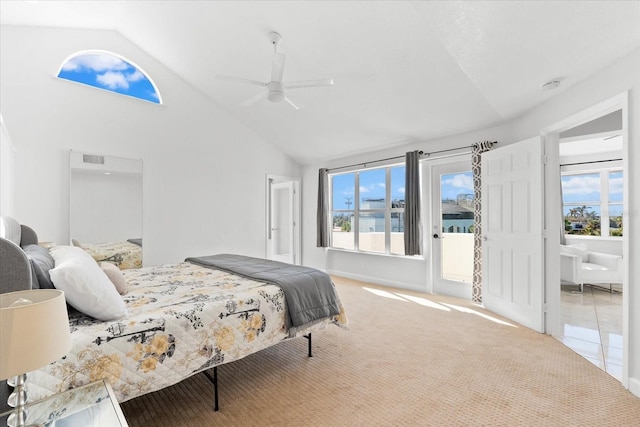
[269,181,295,264]
[481,137,544,332]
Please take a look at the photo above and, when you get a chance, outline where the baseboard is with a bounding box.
[629,377,640,398]
[326,269,426,293]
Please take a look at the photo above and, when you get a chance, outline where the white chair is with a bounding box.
[560,244,623,293]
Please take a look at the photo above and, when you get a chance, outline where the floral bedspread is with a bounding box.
[26,262,347,403]
[81,241,142,269]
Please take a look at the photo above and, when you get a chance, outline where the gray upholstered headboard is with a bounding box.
[0,216,38,293]
[0,216,38,413]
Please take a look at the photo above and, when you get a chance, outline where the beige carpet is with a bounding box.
[121,276,640,426]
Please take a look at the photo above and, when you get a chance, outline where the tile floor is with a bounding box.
[558,284,623,381]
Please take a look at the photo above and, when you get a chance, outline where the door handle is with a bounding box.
[433,234,439,239]
[482,236,488,241]
[271,228,279,231]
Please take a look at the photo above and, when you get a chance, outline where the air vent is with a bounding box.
[83,154,104,164]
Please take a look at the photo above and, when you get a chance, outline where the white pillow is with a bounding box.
[49,246,128,321]
[50,244,95,263]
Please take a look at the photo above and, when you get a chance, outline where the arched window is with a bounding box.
[57,51,162,104]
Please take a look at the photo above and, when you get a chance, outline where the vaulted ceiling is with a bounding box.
[1,1,639,165]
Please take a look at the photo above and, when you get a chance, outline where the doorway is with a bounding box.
[265,175,301,265]
[542,93,629,385]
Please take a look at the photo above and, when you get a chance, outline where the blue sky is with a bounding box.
[441,172,474,201]
[332,166,405,210]
[332,167,476,210]
[332,169,624,211]
[561,171,623,204]
[58,52,160,104]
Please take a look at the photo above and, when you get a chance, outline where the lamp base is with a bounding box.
[6,374,28,427]
[6,376,18,388]
[7,374,27,409]
[6,409,26,427]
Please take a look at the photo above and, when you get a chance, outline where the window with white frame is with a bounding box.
[330,164,406,255]
[561,168,623,237]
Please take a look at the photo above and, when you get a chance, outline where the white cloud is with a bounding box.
[562,175,599,195]
[442,173,473,191]
[359,181,386,194]
[609,176,623,195]
[96,71,130,90]
[127,70,144,82]
[95,68,147,90]
[398,187,405,194]
[62,54,128,72]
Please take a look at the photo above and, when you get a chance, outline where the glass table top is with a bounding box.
[0,380,128,427]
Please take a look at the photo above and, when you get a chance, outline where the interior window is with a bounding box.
[561,169,623,237]
[57,51,162,104]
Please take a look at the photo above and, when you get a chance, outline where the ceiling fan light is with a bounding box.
[268,90,285,103]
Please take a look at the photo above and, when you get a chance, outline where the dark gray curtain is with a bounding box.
[317,168,329,247]
[471,141,496,303]
[404,150,421,255]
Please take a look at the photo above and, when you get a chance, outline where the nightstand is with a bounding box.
[0,380,128,427]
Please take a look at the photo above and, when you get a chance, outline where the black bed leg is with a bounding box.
[304,333,313,357]
[203,367,219,411]
[213,366,219,411]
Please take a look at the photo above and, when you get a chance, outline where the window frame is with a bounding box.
[561,165,623,238]
[329,163,407,255]
[56,50,163,105]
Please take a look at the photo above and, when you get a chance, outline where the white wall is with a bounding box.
[0,114,15,217]
[0,25,300,265]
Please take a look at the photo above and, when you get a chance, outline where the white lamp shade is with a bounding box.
[0,289,72,380]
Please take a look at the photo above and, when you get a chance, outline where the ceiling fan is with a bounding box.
[215,32,334,110]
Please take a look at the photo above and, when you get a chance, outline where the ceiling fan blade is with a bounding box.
[215,74,267,87]
[271,53,286,82]
[284,79,334,90]
[284,96,300,111]
[241,91,268,107]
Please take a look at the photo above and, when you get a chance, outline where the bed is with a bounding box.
[0,217,347,412]
[71,238,142,269]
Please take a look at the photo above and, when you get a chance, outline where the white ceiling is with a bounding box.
[560,135,623,157]
[1,1,639,165]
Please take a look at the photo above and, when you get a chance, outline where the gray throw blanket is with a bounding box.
[185,254,340,327]
[127,238,142,247]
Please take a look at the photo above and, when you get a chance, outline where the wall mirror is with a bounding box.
[69,151,143,269]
